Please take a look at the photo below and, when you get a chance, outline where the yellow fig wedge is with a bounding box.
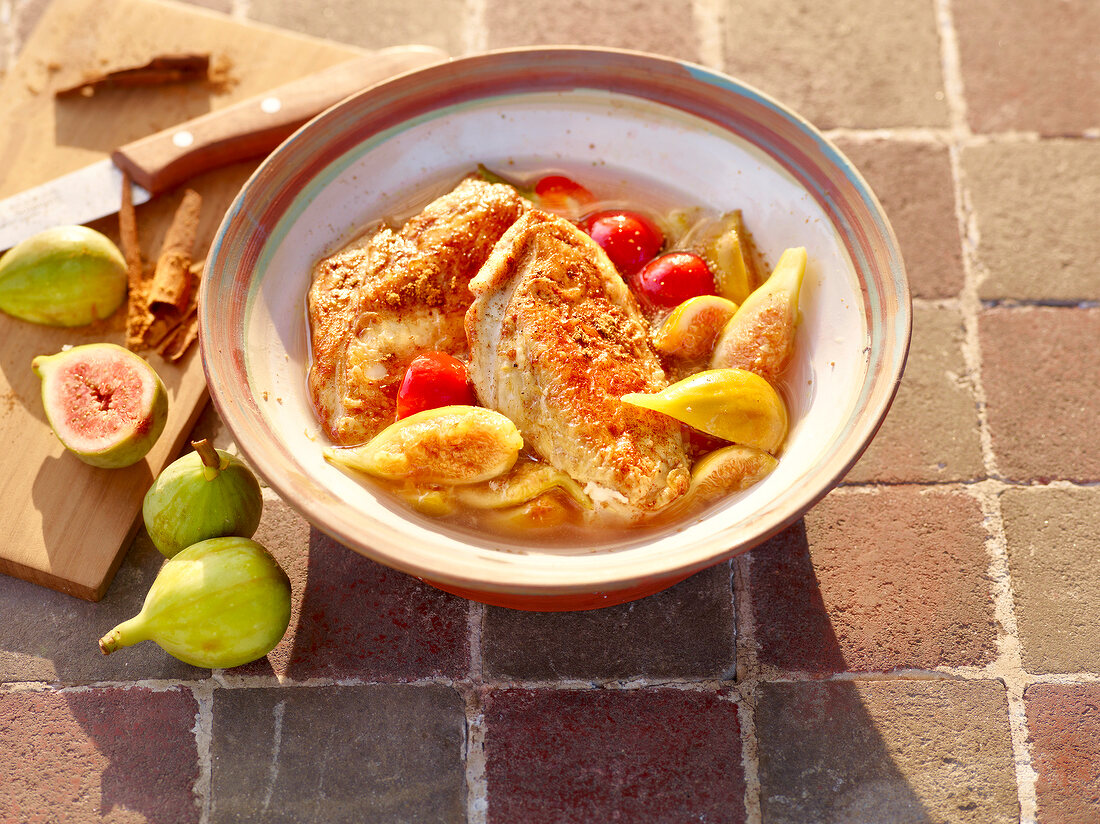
[651,295,739,361]
[324,405,523,485]
[482,493,579,532]
[621,368,788,453]
[710,246,807,383]
[678,210,760,304]
[454,459,593,511]
[687,444,778,506]
[389,484,458,517]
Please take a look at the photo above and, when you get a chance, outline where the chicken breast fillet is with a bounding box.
[465,210,690,521]
[307,178,528,445]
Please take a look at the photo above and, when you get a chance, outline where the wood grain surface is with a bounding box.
[0,0,370,600]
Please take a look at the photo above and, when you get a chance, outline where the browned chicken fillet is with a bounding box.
[307,178,528,445]
[465,210,690,521]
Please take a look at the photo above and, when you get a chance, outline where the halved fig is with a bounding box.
[324,405,523,485]
[32,342,168,468]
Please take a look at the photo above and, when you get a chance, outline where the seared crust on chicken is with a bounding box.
[465,210,690,520]
[307,178,528,445]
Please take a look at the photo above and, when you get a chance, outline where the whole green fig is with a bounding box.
[143,439,263,558]
[98,537,291,669]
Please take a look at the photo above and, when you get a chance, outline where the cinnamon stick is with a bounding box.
[56,54,210,98]
[149,188,202,315]
[120,172,154,350]
[149,261,204,361]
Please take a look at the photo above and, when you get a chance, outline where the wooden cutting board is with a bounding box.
[0,0,400,600]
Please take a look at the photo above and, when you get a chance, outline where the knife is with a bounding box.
[0,46,447,251]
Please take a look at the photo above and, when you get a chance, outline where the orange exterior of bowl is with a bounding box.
[422,571,697,612]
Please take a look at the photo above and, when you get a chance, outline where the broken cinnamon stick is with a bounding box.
[56,54,210,98]
[144,260,203,357]
[149,189,202,315]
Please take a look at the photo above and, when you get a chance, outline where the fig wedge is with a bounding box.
[678,210,759,304]
[710,247,806,382]
[325,405,523,485]
[687,444,778,506]
[651,295,739,361]
[454,459,593,510]
[622,368,788,453]
[32,342,168,468]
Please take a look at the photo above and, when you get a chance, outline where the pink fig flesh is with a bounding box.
[33,343,168,468]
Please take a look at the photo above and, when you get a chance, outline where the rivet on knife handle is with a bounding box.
[110,47,447,195]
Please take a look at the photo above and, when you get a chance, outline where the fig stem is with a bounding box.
[191,438,227,480]
[98,614,150,655]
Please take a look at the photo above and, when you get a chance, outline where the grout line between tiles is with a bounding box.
[934,1,1038,821]
[2,0,20,73]
[463,689,489,824]
[824,126,1100,145]
[732,553,763,824]
[192,681,216,824]
[9,662,1100,697]
[464,601,489,824]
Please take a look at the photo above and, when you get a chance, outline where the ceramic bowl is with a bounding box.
[200,47,910,611]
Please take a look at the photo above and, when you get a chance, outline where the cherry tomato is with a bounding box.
[581,210,664,275]
[395,352,477,420]
[630,251,716,310]
[534,175,595,212]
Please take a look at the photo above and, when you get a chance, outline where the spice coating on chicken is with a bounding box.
[465,210,690,520]
[307,178,528,445]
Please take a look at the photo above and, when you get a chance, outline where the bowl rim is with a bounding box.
[199,45,912,598]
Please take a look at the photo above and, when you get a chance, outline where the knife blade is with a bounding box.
[0,46,447,252]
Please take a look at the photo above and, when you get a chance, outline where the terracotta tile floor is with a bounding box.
[2,0,1098,822]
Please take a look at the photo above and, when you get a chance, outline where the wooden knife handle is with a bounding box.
[111,47,446,194]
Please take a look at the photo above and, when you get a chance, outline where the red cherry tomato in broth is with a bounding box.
[631,251,715,310]
[534,175,595,212]
[395,352,477,420]
[581,210,664,275]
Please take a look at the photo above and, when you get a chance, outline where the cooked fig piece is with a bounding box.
[621,368,788,454]
[454,459,593,510]
[687,444,778,506]
[324,405,523,485]
[710,246,807,382]
[651,295,739,361]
